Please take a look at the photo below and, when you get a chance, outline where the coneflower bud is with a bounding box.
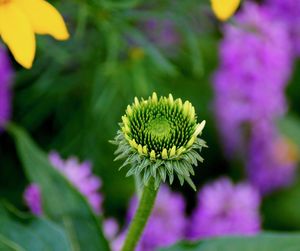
[111,92,207,190]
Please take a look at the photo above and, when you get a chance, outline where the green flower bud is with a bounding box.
[111,92,207,190]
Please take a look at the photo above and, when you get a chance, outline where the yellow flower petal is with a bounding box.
[16,0,69,40]
[211,0,241,21]
[0,3,36,68]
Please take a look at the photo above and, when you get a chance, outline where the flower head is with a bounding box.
[49,151,103,214]
[211,0,241,21]
[112,92,206,190]
[23,184,43,216]
[213,2,292,154]
[112,185,186,251]
[0,0,69,68]
[212,2,297,193]
[187,178,261,240]
[0,46,13,130]
[24,151,103,215]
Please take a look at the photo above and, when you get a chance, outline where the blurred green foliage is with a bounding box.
[1,0,300,235]
[160,233,300,251]
[1,0,225,220]
[0,203,71,250]
[7,125,110,251]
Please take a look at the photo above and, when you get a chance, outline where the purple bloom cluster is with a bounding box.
[112,185,186,251]
[24,151,103,215]
[103,218,120,240]
[0,46,13,130]
[214,2,292,153]
[49,151,103,213]
[23,184,43,216]
[213,2,297,193]
[247,122,298,194]
[266,0,300,56]
[187,178,261,240]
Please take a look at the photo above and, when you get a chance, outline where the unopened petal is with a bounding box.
[211,0,241,21]
[16,0,69,40]
[0,3,35,68]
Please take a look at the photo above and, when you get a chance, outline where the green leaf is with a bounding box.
[262,181,300,230]
[0,234,25,251]
[159,233,300,251]
[0,205,71,251]
[7,124,111,251]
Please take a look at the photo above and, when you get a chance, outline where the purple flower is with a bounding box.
[103,218,120,240]
[212,2,297,193]
[213,2,292,154]
[111,231,126,251]
[23,184,43,216]
[0,46,13,130]
[49,151,103,214]
[266,0,300,56]
[187,178,261,240]
[113,185,186,251]
[247,122,298,194]
[24,151,103,215]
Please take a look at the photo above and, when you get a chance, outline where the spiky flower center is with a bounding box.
[122,93,204,160]
[146,117,171,139]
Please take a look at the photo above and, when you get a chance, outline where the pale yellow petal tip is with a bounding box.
[18,58,33,69]
[55,28,70,41]
[162,148,168,159]
[211,0,241,21]
[169,146,176,157]
[194,120,206,137]
[152,92,158,103]
[150,150,156,160]
[12,46,35,69]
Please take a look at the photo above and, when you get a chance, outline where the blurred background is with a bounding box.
[1,0,300,239]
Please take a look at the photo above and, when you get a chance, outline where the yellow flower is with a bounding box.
[0,0,69,69]
[211,0,241,21]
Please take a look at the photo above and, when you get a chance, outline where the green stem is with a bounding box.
[121,178,159,251]
[134,174,143,199]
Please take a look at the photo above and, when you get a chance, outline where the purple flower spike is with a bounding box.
[23,184,43,216]
[213,2,292,154]
[212,2,297,193]
[0,46,13,130]
[24,152,103,215]
[48,152,103,214]
[187,178,261,240]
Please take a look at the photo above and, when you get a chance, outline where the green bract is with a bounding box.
[112,93,207,190]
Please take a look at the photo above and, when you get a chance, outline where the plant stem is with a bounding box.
[134,174,143,199]
[121,178,158,251]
